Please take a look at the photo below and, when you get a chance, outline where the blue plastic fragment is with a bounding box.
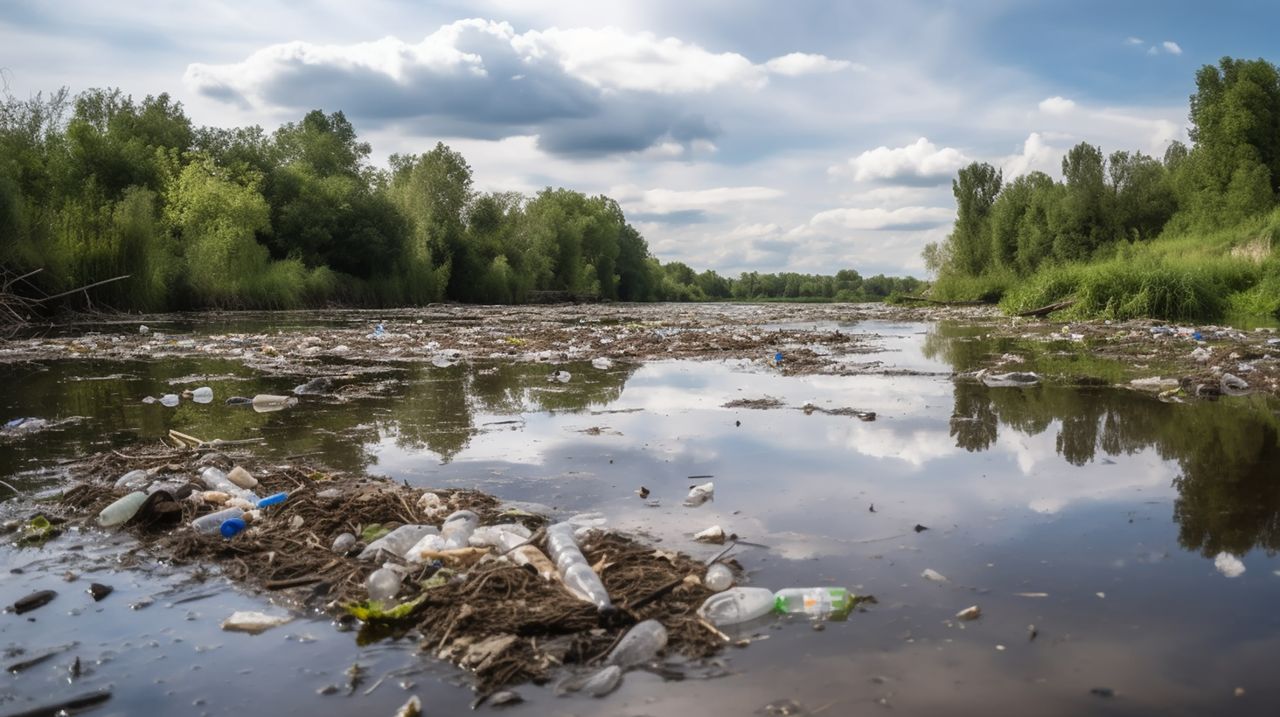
[257,492,288,508]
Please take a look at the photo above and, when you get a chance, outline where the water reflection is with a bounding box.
[923,323,1280,557]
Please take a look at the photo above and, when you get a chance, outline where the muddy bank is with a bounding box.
[22,444,738,696]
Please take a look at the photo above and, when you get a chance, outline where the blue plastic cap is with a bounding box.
[220,518,247,538]
[774,352,783,362]
[257,492,288,508]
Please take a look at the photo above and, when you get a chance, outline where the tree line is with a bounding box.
[927,56,1280,307]
[0,87,916,312]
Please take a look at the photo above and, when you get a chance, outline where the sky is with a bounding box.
[1,0,1276,277]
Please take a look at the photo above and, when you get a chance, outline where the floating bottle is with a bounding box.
[159,394,180,407]
[545,522,612,611]
[697,587,775,626]
[191,386,213,404]
[97,491,148,528]
[440,510,479,550]
[191,507,244,535]
[773,587,854,618]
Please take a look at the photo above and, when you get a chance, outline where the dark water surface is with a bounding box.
[3,320,1279,716]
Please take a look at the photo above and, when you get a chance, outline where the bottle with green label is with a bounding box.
[773,587,854,618]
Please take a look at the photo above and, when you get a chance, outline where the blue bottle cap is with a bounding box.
[220,518,247,538]
[257,492,288,508]
[774,352,783,362]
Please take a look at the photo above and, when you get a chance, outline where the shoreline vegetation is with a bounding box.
[0,88,919,321]
[925,56,1280,323]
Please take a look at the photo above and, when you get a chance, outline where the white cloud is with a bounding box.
[765,52,861,76]
[614,184,785,215]
[1001,132,1062,178]
[831,137,970,184]
[1161,40,1182,55]
[1038,96,1076,115]
[803,205,955,232]
[1125,36,1144,46]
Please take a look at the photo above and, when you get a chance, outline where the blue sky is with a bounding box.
[1,0,1273,276]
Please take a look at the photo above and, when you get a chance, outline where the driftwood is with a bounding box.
[0,268,130,326]
[1016,298,1076,318]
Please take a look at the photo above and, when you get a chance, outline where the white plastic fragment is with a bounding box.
[221,611,293,634]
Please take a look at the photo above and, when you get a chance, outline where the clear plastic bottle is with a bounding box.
[191,507,244,535]
[546,522,613,611]
[113,469,149,491]
[359,524,439,560]
[191,386,214,403]
[440,510,479,550]
[159,394,180,407]
[697,587,775,626]
[606,620,668,667]
[199,467,259,502]
[98,491,149,528]
[704,563,733,592]
[366,567,402,604]
[404,532,445,562]
[773,587,854,618]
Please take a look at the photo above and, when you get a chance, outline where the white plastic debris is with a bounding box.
[591,357,614,370]
[694,525,726,544]
[921,568,949,582]
[221,611,293,634]
[955,605,982,621]
[684,482,714,507]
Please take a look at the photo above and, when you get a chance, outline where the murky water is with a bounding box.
[3,317,1279,716]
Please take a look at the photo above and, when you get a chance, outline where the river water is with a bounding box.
[2,316,1278,716]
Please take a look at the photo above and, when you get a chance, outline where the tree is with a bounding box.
[948,162,1003,275]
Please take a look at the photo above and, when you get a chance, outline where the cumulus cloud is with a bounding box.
[614,184,785,222]
[186,19,854,157]
[1038,96,1076,115]
[830,137,970,185]
[1161,40,1182,55]
[764,52,861,76]
[803,205,955,232]
[1001,132,1063,178]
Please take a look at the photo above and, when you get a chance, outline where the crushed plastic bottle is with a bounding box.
[546,522,613,611]
[360,524,439,561]
[191,507,244,535]
[191,386,214,404]
[684,482,714,507]
[470,523,532,552]
[251,394,297,413]
[697,587,775,626]
[159,394,180,407]
[704,563,733,592]
[440,510,479,550]
[366,566,402,604]
[773,587,854,618]
[404,532,445,562]
[98,491,148,528]
[200,467,258,502]
[606,620,668,667]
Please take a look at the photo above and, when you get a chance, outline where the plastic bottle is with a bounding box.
[546,522,613,611]
[440,510,479,550]
[97,491,149,528]
[404,532,445,562]
[773,587,854,618]
[606,620,668,667]
[191,507,244,535]
[366,567,402,604]
[159,394,180,407]
[220,518,247,538]
[332,532,357,554]
[256,492,288,508]
[251,395,296,413]
[704,563,733,592]
[359,524,439,560]
[199,467,259,502]
[113,469,149,491]
[191,386,214,404]
[697,587,775,626]
[684,482,714,506]
[226,466,258,489]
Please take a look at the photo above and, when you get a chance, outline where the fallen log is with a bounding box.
[1016,298,1076,318]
